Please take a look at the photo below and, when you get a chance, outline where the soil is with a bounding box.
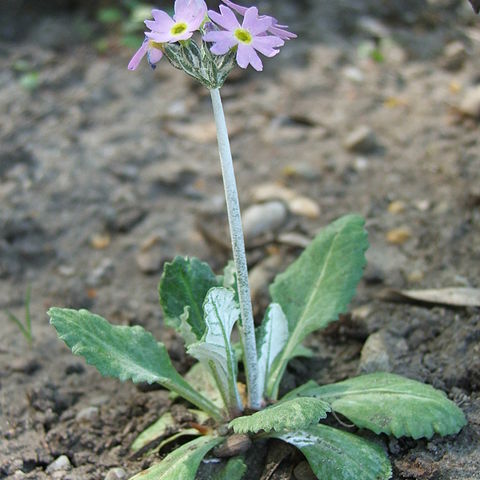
[1,1,479,479]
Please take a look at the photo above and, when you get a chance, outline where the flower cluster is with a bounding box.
[128,0,295,74]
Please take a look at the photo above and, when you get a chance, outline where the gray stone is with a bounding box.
[344,125,378,153]
[242,201,289,244]
[76,406,99,423]
[105,467,128,480]
[87,258,115,287]
[46,455,72,474]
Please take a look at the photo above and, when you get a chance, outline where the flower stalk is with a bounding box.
[209,87,261,410]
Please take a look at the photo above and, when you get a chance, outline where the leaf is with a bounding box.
[229,397,330,434]
[378,287,480,308]
[131,409,209,454]
[158,256,220,340]
[272,424,392,480]
[170,362,224,409]
[267,215,368,399]
[188,288,243,414]
[214,457,247,480]
[284,373,467,439]
[128,435,223,480]
[222,260,239,303]
[256,304,289,396]
[48,308,223,421]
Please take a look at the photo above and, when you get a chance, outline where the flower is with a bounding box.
[145,0,207,44]
[220,0,296,40]
[203,5,284,71]
[128,38,164,70]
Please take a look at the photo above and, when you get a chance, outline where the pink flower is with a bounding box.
[128,38,164,71]
[203,5,284,71]
[221,0,296,40]
[146,0,207,43]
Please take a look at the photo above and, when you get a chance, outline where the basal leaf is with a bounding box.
[128,435,223,480]
[256,303,289,396]
[131,409,209,454]
[158,256,220,340]
[229,397,330,434]
[214,457,247,480]
[188,288,243,414]
[48,308,223,421]
[285,373,467,439]
[267,215,368,399]
[272,424,392,480]
[222,260,239,303]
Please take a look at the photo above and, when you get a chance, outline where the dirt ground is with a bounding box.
[1,1,479,479]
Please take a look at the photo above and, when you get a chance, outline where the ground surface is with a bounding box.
[1,1,479,479]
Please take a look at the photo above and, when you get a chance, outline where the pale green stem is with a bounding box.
[209,88,261,410]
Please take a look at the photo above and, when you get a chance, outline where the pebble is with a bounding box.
[249,255,284,302]
[251,183,296,203]
[87,258,115,287]
[387,200,406,214]
[386,227,412,245]
[76,406,99,423]
[343,66,364,83]
[457,85,480,118]
[90,233,111,250]
[141,161,198,187]
[213,434,252,458]
[288,196,321,219]
[441,41,467,71]
[242,201,289,243]
[105,467,127,480]
[358,330,408,374]
[135,233,165,274]
[46,455,72,474]
[344,125,378,153]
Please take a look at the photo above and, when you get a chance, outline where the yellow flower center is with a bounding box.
[171,22,188,36]
[234,28,252,44]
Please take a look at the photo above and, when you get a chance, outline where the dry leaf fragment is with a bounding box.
[378,287,480,307]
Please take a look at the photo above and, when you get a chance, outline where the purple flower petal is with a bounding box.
[203,30,234,43]
[128,39,149,70]
[269,24,297,40]
[211,37,237,54]
[151,9,175,29]
[251,35,283,57]
[221,0,248,15]
[208,6,240,31]
[237,44,263,71]
[243,7,272,36]
[147,46,164,68]
[146,31,177,43]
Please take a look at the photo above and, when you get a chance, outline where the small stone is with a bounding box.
[277,232,311,248]
[105,467,127,480]
[407,269,424,283]
[87,258,115,287]
[343,66,364,83]
[46,455,72,474]
[344,125,378,153]
[388,200,406,214]
[386,227,412,245]
[141,162,198,187]
[457,86,480,118]
[251,183,296,203]
[442,41,467,71]
[242,201,289,243]
[90,233,111,250]
[58,265,76,277]
[136,233,165,274]
[213,434,252,458]
[354,156,369,171]
[76,406,99,423]
[289,196,321,219]
[414,199,430,212]
[359,330,408,374]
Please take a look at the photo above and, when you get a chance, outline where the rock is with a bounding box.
[358,330,408,374]
[90,233,111,250]
[441,41,467,71]
[251,183,296,203]
[344,126,378,153]
[136,233,165,274]
[76,406,99,423]
[343,66,365,83]
[105,467,127,480]
[141,161,199,187]
[87,258,115,287]
[458,86,480,119]
[213,434,252,458]
[249,255,284,302]
[386,227,412,245]
[46,455,72,474]
[288,196,321,219]
[242,201,289,243]
[387,200,406,214]
[104,205,146,233]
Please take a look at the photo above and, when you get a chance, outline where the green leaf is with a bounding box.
[272,424,392,480]
[188,288,243,414]
[229,397,330,434]
[267,215,368,399]
[48,308,223,421]
[256,304,289,396]
[159,256,220,341]
[285,373,467,439]
[128,435,223,480]
[214,457,247,480]
[131,409,209,454]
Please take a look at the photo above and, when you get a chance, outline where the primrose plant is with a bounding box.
[48,1,467,479]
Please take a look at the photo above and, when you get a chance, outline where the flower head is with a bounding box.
[128,38,164,70]
[146,0,207,44]
[221,0,296,40]
[203,5,284,71]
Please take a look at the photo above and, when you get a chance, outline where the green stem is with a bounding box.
[209,87,261,410]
